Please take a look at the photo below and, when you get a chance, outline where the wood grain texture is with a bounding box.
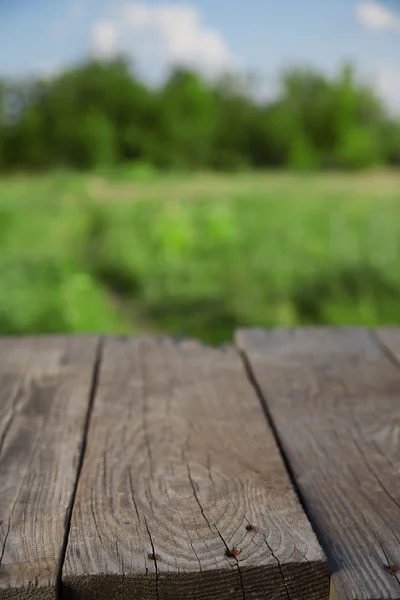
[0,335,99,599]
[63,336,329,600]
[236,327,400,600]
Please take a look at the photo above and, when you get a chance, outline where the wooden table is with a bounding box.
[0,329,399,600]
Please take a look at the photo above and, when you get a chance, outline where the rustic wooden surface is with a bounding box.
[237,327,400,600]
[2,329,398,600]
[0,335,100,599]
[62,336,329,600]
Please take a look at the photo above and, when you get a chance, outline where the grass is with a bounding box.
[1,167,400,343]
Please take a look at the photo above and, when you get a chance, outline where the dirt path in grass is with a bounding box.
[86,170,400,204]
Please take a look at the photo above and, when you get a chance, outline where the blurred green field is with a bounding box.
[1,168,400,343]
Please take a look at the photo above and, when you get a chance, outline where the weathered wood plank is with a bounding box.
[376,328,400,363]
[63,336,329,600]
[236,327,400,600]
[0,335,100,599]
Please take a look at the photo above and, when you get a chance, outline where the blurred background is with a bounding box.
[0,0,399,343]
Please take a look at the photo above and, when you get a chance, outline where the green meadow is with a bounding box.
[1,168,399,343]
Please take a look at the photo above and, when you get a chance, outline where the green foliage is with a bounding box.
[381,119,400,165]
[288,132,320,170]
[334,126,383,170]
[0,58,399,171]
[159,68,218,169]
[73,109,118,169]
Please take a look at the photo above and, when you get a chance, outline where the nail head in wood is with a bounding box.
[148,552,160,561]
[227,546,242,558]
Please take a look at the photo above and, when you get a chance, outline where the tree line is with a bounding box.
[0,57,399,172]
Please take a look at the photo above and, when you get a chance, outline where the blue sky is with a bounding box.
[1,0,399,110]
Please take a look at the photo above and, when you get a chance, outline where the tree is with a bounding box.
[0,58,398,171]
[157,68,218,169]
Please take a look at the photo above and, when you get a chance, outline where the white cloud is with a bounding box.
[375,65,400,111]
[92,20,118,58]
[91,2,235,77]
[356,1,400,29]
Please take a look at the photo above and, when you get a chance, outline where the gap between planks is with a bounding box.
[238,342,341,599]
[55,336,105,599]
[0,335,101,600]
[240,342,342,600]
[238,347,330,560]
